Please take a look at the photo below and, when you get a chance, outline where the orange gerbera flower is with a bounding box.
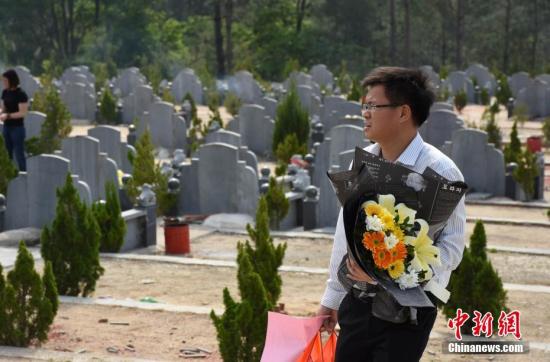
[373,248,393,269]
[389,242,408,262]
[362,231,385,252]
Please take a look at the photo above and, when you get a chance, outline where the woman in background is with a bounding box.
[0,69,29,171]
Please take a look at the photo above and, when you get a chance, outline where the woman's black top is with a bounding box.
[1,87,28,127]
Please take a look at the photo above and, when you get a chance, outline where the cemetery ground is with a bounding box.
[2,206,550,361]
[2,105,550,361]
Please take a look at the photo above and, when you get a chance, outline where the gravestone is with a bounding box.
[14,66,41,99]
[24,111,46,139]
[61,66,96,86]
[419,65,441,87]
[535,74,550,84]
[310,64,334,90]
[61,81,96,120]
[233,104,274,157]
[171,68,203,104]
[204,129,257,173]
[508,72,532,98]
[515,79,550,118]
[419,109,465,149]
[61,136,119,201]
[321,96,361,132]
[260,96,278,120]
[465,64,497,96]
[5,154,92,230]
[284,71,321,99]
[226,71,263,104]
[430,102,454,112]
[442,129,505,196]
[140,102,187,151]
[329,125,369,168]
[122,84,158,124]
[441,71,475,103]
[112,68,147,98]
[88,125,136,173]
[177,143,258,215]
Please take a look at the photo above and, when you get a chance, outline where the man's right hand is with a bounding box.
[317,305,338,334]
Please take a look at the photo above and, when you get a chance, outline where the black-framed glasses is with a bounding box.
[361,103,401,113]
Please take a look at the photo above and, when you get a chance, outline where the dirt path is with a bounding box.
[465,204,549,222]
[18,289,549,361]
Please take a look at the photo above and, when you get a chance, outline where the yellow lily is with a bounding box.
[405,219,441,279]
[395,203,416,225]
[378,194,396,215]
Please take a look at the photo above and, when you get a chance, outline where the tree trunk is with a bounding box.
[214,0,226,77]
[403,0,411,66]
[502,0,511,73]
[296,0,307,34]
[225,0,233,73]
[531,0,539,72]
[439,0,448,66]
[95,0,100,25]
[455,0,465,69]
[389,0,396,64]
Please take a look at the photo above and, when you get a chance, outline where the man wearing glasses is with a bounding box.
[317,67,466,361]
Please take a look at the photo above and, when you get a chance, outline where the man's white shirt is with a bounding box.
[321,132,466,310]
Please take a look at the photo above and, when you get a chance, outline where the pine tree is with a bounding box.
[99,88,118,124]
[211,197,285,361]
[223,91,242,116]
[41,174,104,297]
[454,90,467,113]
[27,85,72,155]
[275,133,307,175]
[127,129,175,216]
[444,221,507,334]
[92,182,127,252]
[265,178,289,230]
[272,84,309,155]
[483,102,502,149]
[347,78,362,102]
[470,220,487,260]
[0,135,18,195]
[513,148,539,200]
[0,242,57,346]
[504,120,521,164]
[244,197,287,305]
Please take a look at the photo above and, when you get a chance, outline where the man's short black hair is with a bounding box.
[361,67,435,127]
[2,69,20,89]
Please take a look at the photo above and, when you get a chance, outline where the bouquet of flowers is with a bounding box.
[359,194,441,290]
[328,147,468,310]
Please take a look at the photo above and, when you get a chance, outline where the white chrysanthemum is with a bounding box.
[366,215,384,232]
[384,233,399,249]
[397,270,419,290]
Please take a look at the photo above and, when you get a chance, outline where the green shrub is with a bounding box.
[483,103,502,149]
[444,221,507,334]
[265,177,289,230]
[126,130,176,216]
[503,120,521,164]
[512,148,539,200]
[275,133,307,175]
[454,90,467,113]
[211,197,286,361]
[92,182,127,252]
[347,78,362,102]
[496,75,512,106]
[27,86,72,155]
[224,92,242,116]
[480,88,490,106]
[0,135,18,195]
[41,174,104,297]
[0,242,58,346]
[99,88,118,124]
[272,84,309,155]
[512,104,529,128]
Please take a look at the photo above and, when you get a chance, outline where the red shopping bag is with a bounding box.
[295,332,337,362]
